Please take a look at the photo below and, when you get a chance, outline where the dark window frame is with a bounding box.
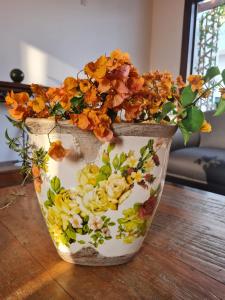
[180,0,202,80]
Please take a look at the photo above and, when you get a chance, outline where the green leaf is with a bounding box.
[47,189,55,201]
[102,151,110,164]
[178,122,192,145]
[140,145,147,156]
[157,102,175,122]
[44,199,54,208]
[119,152,127,165]
[78,240,86,244]
[112,154,120,170]
[214,98,225,116]
[181,106,204,132]
[99,164,112,177]
[65,227,76,241]
[204,66,220,82]
[181,86,197,107]
[50,176,61,193]
[222,69,225,84]
[107,143,115,153]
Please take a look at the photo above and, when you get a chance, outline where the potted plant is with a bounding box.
[4,49,225,266]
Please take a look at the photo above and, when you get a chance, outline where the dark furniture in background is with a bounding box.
[167,111,225,195]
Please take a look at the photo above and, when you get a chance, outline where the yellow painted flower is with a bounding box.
[77,164,100,186]
[143,159,155,172]
[126,152,137,168]
[131,171,142,183]
[81,173,131,214]
[200,120,212,133]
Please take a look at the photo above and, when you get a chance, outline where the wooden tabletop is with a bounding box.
[0,182,225,300]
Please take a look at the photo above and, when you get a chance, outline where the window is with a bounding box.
[181,0,225,111]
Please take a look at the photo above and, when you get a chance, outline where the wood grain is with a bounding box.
[0,182,225,299]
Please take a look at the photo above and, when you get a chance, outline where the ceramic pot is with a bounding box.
[26,118,176,266]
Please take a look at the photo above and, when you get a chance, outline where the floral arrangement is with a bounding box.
[4,49,225,176]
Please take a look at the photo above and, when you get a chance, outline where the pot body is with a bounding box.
[26,119,176,266]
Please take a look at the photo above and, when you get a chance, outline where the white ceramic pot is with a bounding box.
[26,118,176,266]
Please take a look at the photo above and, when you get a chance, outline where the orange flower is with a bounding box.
[31,84,47,98]
[64,77,78,91]
[188,75,204,92]
[98,78,111,93]
[127,76,144,93]
[110,49,130,63]
[72,113,91,130]
[200,120,212,133]
[8,106,27,120]
[79,79,92,93]
[5,91,29,108]
[176,75,185,89]
[29,96,46,113]
[32,164,42,193]
[48,140,70,161]
[84,55,107,80]
[84,87,99,105]
[72,108,113,141]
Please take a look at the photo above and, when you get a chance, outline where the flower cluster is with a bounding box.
[6,49,225,145]
[117,190,159,244]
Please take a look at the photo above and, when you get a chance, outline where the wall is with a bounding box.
[0,0,152,162]
[149,0,185,77]
[0,0,152,85]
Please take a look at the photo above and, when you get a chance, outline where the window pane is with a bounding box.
[192,1,225,111]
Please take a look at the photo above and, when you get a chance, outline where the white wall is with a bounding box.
[149,0,185,77]
[0,0,152,162]
[0,0,152,85]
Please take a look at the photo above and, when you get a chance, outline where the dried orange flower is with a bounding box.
[29,96,46,113]
[188,75,204,92]
[200,120,212,133]
[5,91,29,120]
[176,75,185,89]
[79,79,92,93]
[48,140,70,161]
[84,55,108,80]
[84,86,99,105]
[110,49,130,64]
[32,164,42,193]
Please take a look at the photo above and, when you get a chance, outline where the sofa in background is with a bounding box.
[167,111,225,195]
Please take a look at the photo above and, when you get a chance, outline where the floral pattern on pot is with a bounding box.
[39,138,163,254]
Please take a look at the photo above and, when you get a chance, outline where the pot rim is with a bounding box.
[25,117,177,138]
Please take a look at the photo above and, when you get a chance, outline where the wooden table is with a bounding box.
[0,182,225,300]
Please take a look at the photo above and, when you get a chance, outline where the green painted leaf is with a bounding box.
[222,69,225,84]
[102,151,110,164]
[65,227,76,241]
[214,98,225,116]
[50,176,61,193]
[181,86,197,107]
[119,152,127,165]
[99,164,112,176]
[112,154,120,170]
[107,143,115,153]
[44,199,53,208]
[78,240,85,244]
[181,106,204,133]
[204,66,220,82]
[47,189,55,201]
